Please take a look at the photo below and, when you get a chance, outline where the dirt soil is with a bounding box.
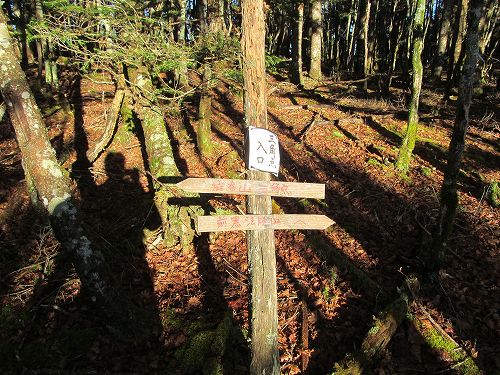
[0,69,499,374]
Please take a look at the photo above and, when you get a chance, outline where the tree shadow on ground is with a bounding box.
[206,92,497,373]
[0,149,168,372]
[159,110,251,373]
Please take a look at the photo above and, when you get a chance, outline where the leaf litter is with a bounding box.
[0,70,498,374]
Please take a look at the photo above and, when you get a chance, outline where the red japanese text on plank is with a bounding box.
[217,217,228,229]
[271,182,289,195]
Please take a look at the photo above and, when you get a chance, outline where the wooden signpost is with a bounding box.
[177,175,332,373]
[196,214,334,232]
[176,177,333,233]
[176,178,325,199]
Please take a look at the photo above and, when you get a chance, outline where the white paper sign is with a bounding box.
[247,126,280,176]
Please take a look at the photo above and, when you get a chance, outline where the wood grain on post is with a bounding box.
[196,214,334,232]
[242,0,280,373]
[177,178,325,199]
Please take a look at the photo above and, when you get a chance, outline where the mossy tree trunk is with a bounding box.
[198,63,214,156]
[127,65,198,249]
[429,0,483,270]
[0,8,119,315]
[333,296,408,374]
[242,0,279,374]
[395,0,426,174]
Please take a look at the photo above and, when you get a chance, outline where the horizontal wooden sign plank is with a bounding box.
[196,214,334,232]
[177,178,325,199]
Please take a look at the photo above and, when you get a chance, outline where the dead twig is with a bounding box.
[299,112,320,142]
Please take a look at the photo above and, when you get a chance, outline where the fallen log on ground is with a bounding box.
[332,293,409,375]
[87,75,125,163]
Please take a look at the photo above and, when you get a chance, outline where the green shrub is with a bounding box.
[487,181,499,208]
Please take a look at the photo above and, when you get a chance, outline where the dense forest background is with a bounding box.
[0,0,499,373]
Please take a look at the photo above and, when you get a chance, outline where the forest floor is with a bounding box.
[0,67,499,374]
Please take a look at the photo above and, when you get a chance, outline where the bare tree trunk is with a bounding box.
[196,0,223,157]
[198,63,214,155]
[478,0,498,54]
[396,0,426,173]
[0,8,119,315]
[33,0,45,81]
[87,74,125,163]
[385,0,402,93]
[290,1,304,87]
[347,0,359,71]
[242,0,279,373]
[433,0,453,81]
[174,0,189,89]
[11,0,30,69]
[429,0,483,270]
[309,0,323,80]
[358,0,371,91]
[445,0,468,96]
[127,65,198,249]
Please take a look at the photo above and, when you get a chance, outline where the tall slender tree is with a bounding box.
[309,0,323,80]
[430,0,484,269]
[445,0,468,96]
[290,1,304,86]
[358,0,371,91]
[197,0,225,156]
[433,0,453,81]
[0,5,120,317]
[395,0,426,174]
[242,0,279,373]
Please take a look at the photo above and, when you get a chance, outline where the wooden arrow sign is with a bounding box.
[177,178,325,199]
[196,214,334,232]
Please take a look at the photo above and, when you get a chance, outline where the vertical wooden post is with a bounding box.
[241,1,280,374]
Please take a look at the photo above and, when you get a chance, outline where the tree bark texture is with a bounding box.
[242,0,279,374]
[477,0,498,55]
[197,0,224,157]
[333,296,408,374]
[309,0,323,80]
[396,0,426,174]
[446,0,468,94]
[0,8,119,313]
[430,0,483,269]
[358,0,371,91]
[385,0,403,92]
[87,74,125,163]
[433,0,452,81]
[347,0,359,70]
[198,63,214,155]
[290,2,304,86]
[127,65,198,249]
